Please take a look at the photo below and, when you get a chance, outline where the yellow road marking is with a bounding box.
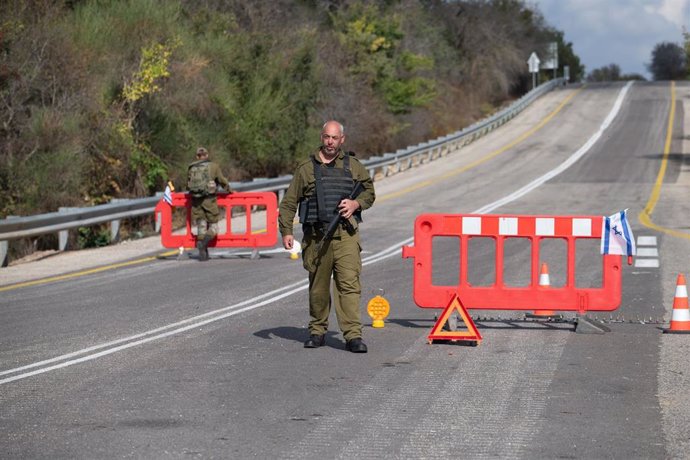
[638,82,686,238]
[0,250,178,292]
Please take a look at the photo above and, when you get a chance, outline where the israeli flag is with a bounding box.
[163,183,173,205]
[601,209,636,256]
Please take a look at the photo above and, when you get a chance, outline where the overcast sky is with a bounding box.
[532,0,689,79]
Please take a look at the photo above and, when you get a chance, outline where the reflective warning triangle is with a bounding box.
[428,293,482,343]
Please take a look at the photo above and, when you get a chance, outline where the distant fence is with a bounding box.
[0,78,566,267]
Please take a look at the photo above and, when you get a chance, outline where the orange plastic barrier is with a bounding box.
[402,214,623,314]
[155,192,277,249]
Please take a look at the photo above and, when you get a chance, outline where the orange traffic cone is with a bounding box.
[532,263,556,317]
[663,274,690,334]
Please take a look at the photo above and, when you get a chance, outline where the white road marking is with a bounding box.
[635,259,660,268]
[637,247,659,257]
[0,280,308,383]
[634,235,660,268]
[637,236,657,246]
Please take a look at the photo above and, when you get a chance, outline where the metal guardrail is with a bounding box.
[0,78,565,266]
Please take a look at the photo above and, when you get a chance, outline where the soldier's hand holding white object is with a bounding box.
[283,235,294,250]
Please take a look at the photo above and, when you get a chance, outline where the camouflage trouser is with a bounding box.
[301,226,362,341]
[191,196,219,239]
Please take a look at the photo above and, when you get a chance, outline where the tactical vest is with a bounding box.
[187,160,213,198]
[299,153,359,224]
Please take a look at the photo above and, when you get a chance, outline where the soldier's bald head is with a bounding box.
[322,121,344,136]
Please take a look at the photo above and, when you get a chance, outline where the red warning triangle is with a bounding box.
[428,293,482,343]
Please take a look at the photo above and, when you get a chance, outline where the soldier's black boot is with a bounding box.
[197,234,212,261]
[345,338,367,353]
[304,335,325,348]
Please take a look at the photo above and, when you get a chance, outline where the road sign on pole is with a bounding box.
[542,42,558,79]
[528,52,540,89]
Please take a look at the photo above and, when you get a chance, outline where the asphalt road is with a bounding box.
[2,81,690,459]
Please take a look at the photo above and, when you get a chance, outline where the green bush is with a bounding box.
[77,225,111,248]
[227,32,320,177]
[332,2,436,115]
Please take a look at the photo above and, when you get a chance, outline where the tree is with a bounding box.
[587,64,621,82]
[586,64,646,82]
[648,41,686,80]
[619,72,646,81]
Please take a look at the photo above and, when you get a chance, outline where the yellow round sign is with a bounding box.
[367,295,390,328]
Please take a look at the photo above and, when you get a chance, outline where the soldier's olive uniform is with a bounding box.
[279,149,375,341]
[187,160,231,239]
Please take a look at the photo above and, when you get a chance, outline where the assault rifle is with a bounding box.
[308,181,364,268]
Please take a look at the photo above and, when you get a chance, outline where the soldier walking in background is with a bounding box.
[279,121,376,353]
[187,147,231,261]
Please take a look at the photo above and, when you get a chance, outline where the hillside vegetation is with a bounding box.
[0,0,581,222]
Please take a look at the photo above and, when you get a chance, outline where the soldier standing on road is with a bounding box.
[279,120,376,353]
[187,147,232,261]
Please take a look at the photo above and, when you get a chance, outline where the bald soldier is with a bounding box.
[279,121,375,353]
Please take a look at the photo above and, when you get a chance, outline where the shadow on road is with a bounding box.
[253,326,305,343]
[253,327,351,350]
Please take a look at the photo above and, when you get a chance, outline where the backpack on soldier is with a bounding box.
[188,160,211,198]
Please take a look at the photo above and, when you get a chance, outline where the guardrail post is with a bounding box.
[0,240,7,267]
[58,207,77,251]
[58,230,68,250]
[1,215,18,267]
[110,199,123,243]
[153,192,163,233]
